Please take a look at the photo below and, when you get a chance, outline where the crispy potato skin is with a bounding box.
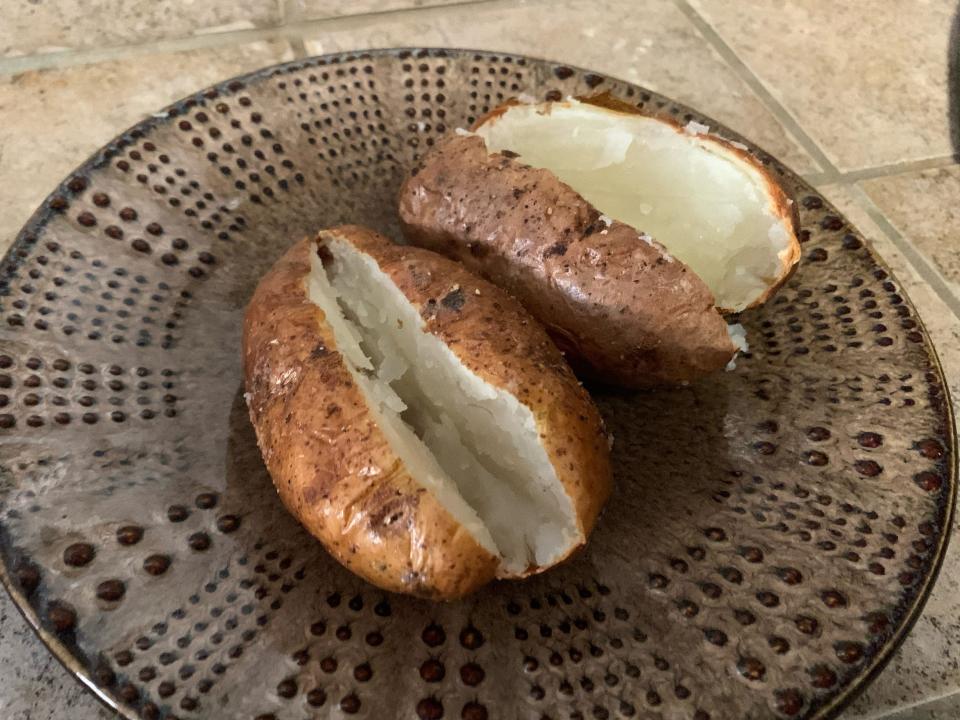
[398,136,737,386]
[243,226,612,598]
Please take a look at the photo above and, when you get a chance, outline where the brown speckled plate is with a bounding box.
[0,49,955,720]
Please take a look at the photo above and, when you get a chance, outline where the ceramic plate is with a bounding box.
[0,49,954,720]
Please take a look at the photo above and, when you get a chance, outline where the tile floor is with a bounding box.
[0,0,957,717]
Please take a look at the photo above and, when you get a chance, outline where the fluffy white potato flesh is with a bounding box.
[307,235,578,575]
[474,100,796,311]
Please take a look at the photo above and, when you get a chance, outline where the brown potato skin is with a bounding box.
[243,226,612,598]
[398,136,737,386]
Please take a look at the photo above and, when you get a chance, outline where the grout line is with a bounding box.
[672,0,837,173]
[847,183,960,321]
[804,154,959,188]
[852,687,960,720]
[0,25,297,75]
[836,155,960,184]
[803,170,840,186]
[289,36,309,60]
[0,0,504,76]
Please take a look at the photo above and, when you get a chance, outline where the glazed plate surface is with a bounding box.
[0,49,954,720]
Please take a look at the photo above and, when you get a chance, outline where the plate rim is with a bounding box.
[0,46,956,720]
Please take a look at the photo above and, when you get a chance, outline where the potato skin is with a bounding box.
[244,235,496,599]
[243,226,612,598]
[398,136,737,386]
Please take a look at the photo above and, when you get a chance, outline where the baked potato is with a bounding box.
[398,95,800,386]
[243,225,612,600]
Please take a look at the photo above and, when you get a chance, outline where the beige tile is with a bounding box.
[818,184,960,719]
[0,1,283,57]
[874,692,960,720]
[302,0,819,174]
[295,0,477,20]
[0,40,294,251]
[862,165,960,299]
[688,0,955,172]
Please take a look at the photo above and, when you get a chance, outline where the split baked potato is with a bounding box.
[243,225,612,600]
[399,94,800,386]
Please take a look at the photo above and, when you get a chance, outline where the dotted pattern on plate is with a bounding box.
[0,49,953,720]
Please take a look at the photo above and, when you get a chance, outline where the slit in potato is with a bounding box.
[306,231,579,575]
[473,99,798,312]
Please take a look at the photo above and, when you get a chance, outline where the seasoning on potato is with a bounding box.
[243,225,612,600]
[399,94,801,387]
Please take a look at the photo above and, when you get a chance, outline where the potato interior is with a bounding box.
[474,101,794,311]
[306,234,578,574]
